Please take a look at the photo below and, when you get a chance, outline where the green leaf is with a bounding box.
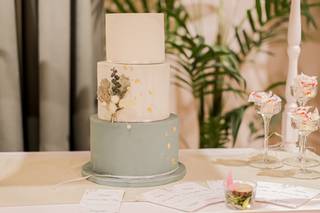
[200,116,229,148]
[235,28,246,55]
[265,0,272,20]
[225,104,250,146]
[141,0,150,12]
[243,30,251,51]
[175,74,192,88]
[264,81,286,90]
[247,10,257,33]
[124,0,137,12]
[256,0,263,25]
[113,0,126,12]
[195,87,246,98]
[274,0,281,15]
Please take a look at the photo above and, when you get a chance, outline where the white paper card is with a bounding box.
[256,181,320,208]
[80,189,124,213]
[206,180,224,196]
[142,182,223,212]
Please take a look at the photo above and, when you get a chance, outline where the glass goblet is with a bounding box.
[290,84,317,107]
[291,109,320,179]
[283,85,319,168]
[249,101,282,169]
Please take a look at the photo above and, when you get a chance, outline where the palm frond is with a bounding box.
[234,0,319,62]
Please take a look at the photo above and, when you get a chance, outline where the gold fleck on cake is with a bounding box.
[134,79,141,84]
[171,158,177,165]
[167,143,171,149]
[123,64,129,70]
[147,106,153,113]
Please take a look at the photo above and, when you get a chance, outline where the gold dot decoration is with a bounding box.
[171,158,177,165]
[167,143,171,149]
[171,126,177,133]
[134,79,141,84]
[126,124,132,130]
[148,90,154,96]
[147,106,153,113]
[123,65,129,70]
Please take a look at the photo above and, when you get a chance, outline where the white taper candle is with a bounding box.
[281,0,301,147]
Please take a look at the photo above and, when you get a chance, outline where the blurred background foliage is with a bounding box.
[106,0,320,148]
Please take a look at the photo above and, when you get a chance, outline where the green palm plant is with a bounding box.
[106,0,320,148]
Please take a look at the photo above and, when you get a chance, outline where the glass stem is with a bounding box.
[298,135,304,160]
[299,134,307,172]
[297,100,306,164]
[262,115,271,163]
[297,100,305,107]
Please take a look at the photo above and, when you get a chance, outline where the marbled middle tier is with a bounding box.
[97,61,170,122]
[90,114,179,176]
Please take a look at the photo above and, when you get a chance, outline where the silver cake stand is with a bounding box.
[82,162,186,187]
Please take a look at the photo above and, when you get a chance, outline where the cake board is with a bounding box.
[82,161,186,187]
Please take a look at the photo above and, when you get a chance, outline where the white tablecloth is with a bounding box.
[0,149,320,212]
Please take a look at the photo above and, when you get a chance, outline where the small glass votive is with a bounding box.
[224,180,256,210]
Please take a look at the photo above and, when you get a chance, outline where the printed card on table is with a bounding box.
[142,182,224,212]
[80,189,124,213]
[256,181,320,208]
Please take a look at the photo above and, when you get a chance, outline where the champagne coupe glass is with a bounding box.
[249,92,283,169]
[290,107,320,179]
[283,77,319,168]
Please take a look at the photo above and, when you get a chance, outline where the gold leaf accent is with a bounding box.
[148,90,153,96]
[134,79,141,84]
[171,158,177,165]
[147,106,153,113]
[171,126,177,133]
[167,143,171,149]
[123,65,128,70]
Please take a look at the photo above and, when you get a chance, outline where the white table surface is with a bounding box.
[0,149,320,213]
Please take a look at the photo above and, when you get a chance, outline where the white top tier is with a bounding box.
[106,13,165,64]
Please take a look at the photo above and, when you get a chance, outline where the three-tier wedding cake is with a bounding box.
[82,13,186,187]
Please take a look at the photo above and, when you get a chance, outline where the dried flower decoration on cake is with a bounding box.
[97,79,111,104]
[97,67,130,122]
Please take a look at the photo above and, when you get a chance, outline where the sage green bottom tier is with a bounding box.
[82,161,186,187]
[86,114,184,186]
